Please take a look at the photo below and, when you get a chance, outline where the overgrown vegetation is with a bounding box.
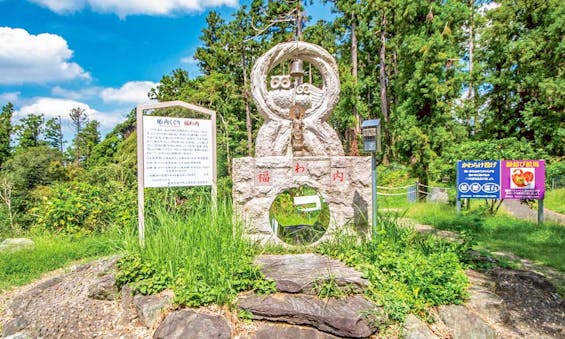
[318,217,468,322]
[115,199,276,308]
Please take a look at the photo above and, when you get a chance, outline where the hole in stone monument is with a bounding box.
[269,186,330,246]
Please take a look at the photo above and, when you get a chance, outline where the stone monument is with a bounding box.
[233,41,372,246]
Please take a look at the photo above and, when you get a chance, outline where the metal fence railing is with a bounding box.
[376,183,452,203]
[550,176,565,190]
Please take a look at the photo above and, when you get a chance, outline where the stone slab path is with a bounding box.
[254,253,369,294]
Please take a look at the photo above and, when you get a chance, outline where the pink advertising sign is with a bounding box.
[501,160,545,200]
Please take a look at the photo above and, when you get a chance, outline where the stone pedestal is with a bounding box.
[232,156,372,245]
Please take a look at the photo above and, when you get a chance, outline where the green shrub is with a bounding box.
[319,216,468,322]
[32,182,107,234]
[547,160,565,188]
[31,180,135,234]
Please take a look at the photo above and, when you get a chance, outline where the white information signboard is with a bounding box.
[143,116,213,187]
[136,100,217,246]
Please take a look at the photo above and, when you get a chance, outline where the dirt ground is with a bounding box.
[1,253,564,339]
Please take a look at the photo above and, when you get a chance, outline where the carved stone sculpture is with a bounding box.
[251,41,344,157]
[233,41,371,246]
[289,104,310,156]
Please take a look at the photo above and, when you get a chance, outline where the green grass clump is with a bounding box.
[404,203,565,272]
[545,188,565,214]
[318,217,468,322]
[116,199,275,307]
[0,233,118,292]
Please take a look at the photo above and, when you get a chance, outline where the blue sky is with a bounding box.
[0,0,333,138]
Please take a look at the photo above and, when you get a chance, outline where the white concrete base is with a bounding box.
[232,156,372,246]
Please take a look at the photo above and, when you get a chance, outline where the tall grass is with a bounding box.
[318,215,468,322]
[117,198,273,307]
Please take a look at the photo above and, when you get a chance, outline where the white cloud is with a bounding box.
[51,86,101,101]
[181,56,197,64]
[28,0,85,13]
[100,81,157,103]
[0,27,90,85]
[0,92,20,103]
[16,97,122,129]
[29,0,239,17]
[16,97,96,119]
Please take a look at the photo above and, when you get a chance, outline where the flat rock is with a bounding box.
[9,277,63,316]
[0,238,34,252]
[466,270,509,325]
[427,188,449,203]
[153,309,231,339]
[134,291,173,328]
[252,322,340,339]
[238,293,382,338]
[4,332,31,339]
[254,254,368,294]
[403,314,438,339]
[2,316,28,337]
[438,305,496,339]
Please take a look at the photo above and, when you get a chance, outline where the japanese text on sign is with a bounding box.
[143,116,212,187]
[501,160,545,200]
[457,160,500,199]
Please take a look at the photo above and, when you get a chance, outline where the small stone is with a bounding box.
[153,309,231,339]
[0,238,34,252]
[2,317,28,337]
[87,274,118,300]
[4,332,31,339]
[438,305,496,339]
[121,285,134,310]
[403,314,438,339]
[134,292,173,328]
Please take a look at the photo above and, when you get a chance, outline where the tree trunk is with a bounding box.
[349,11,360,156]
[242,51,253,157]
[296,1,303,41]
[57,116,64,153]
[468,0,477,135]
[218,114,232,175]
[379,12,390,162]
[0,179,16,232]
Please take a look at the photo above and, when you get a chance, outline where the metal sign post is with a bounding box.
[136,100,217,247]
[361,119,381,237]
[371,152,377,234]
